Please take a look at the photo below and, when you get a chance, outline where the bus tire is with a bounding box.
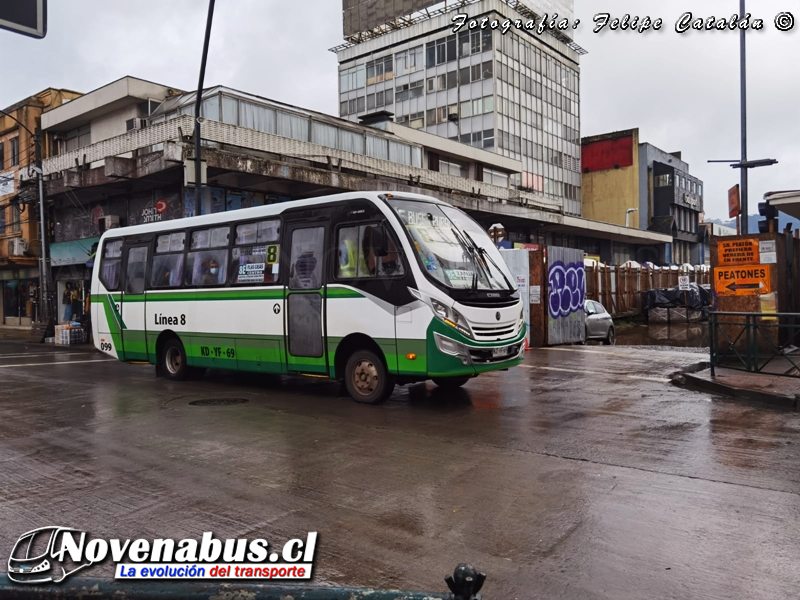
[345,350,394,405]
[161,338,190,381]
[433,376,471,389]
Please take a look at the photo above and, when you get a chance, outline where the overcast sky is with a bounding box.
[1,0,797,221]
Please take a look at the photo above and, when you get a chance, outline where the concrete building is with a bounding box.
[332,0,585,217]
[582,128,705,265]
[700,221,736,265]
[0,88,82,326]
[38,76,670,323]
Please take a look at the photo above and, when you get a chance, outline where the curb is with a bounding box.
[671,363,798,411]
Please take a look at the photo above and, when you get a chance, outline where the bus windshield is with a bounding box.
[387,198,514,292]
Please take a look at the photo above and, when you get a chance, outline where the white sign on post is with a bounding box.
[678,276,691,291]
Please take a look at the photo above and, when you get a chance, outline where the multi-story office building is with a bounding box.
[332,0,584,216]
[582,129,705,265]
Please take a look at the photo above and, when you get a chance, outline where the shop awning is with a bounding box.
[50,238,100,266]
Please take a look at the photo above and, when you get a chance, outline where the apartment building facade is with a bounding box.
[0,88,82,325]
[333,0,584,216]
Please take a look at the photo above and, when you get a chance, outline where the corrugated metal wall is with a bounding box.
[499,249,530,347]
[547,246,586,345]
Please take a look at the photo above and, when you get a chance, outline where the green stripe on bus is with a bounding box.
[326,287,364,299]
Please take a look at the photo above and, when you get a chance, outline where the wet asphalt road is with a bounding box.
[1,340,799,598]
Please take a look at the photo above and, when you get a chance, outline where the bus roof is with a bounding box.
[98,190,450,241]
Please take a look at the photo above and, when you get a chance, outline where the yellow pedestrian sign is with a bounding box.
[714,266,771,296]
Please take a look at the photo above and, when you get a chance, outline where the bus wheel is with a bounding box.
[345,350,394,404]
[161,338,189,381]
[433,376,470,389]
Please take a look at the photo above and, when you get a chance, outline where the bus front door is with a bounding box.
[284,224,327,375]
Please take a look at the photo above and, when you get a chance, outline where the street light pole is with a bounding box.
[194,0,216,215]
[739,0,749,233]
[33,129,50,324]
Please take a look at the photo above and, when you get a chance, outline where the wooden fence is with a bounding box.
[585,264,712,317]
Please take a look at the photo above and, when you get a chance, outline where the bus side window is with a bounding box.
[337,224,404,279]
[231,220,280,285]
[99,240,123,290]
[151,232,186,289]
[186,227,230,287]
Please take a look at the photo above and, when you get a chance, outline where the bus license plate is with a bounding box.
[492,346,511,358]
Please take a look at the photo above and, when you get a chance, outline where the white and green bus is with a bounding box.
[91,191,526,403]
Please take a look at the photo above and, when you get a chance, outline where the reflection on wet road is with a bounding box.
[0,341,799,598]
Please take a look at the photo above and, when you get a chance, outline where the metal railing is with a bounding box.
[709,312,800,377]
[0,564,486,600]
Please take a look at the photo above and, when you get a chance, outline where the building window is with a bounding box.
[366,56,393,86]
[439,157,467,177]
[409,112,424,130]
[654,174,671,187]
[395,45,423,75]
[0,142,4,168]
[340,65,366,92]
[9,137,19,166]
[426,34,457,68]
[64,125,91,152]
[483,167,509,187]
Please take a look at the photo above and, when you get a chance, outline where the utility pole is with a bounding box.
[739,0,748,233]
[193,0,216,215]
[33,127,51,323]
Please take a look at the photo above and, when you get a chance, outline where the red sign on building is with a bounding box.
[582,135,634,172]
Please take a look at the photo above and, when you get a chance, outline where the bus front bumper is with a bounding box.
[427,331,525,378]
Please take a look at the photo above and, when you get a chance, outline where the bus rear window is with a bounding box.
[99,240,123,290]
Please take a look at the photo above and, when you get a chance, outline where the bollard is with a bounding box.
[445,563,486,600]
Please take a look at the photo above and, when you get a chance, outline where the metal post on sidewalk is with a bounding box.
[34,128,52,325]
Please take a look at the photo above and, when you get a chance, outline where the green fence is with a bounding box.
[709,312,800,377]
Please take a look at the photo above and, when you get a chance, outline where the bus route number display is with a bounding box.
[236,245,279,283]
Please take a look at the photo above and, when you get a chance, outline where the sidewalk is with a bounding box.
[675,364,800,410]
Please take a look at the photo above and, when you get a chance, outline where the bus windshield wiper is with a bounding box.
[451,228,478,291]
[462,230,514,292]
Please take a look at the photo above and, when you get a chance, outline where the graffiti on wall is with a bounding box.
[546,246,586,345]
[548,260,585,320]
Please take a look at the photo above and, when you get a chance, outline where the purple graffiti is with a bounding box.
[548,261,585,320]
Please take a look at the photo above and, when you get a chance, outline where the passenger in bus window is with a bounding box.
[156,268,172,287]
[200,260,220,285]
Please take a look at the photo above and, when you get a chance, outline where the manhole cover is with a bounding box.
[188,398,249,406]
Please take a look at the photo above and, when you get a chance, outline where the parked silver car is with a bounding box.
[584,300,615,345]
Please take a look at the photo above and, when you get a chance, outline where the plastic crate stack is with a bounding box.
[55,324,85,346]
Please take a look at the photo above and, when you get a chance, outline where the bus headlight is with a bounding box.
[430,300,473,339]
[431,299,449,319]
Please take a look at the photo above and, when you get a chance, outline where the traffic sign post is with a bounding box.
[0,0,46,39]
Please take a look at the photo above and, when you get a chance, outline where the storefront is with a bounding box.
[0,268,39,326]
[50,237,99,324]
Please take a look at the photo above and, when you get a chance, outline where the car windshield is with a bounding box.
[387,198,514,292]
